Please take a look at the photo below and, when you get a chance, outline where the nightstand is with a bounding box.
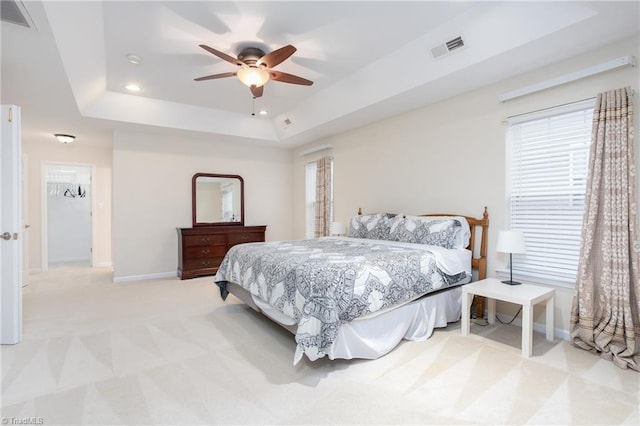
[461,278,555,357]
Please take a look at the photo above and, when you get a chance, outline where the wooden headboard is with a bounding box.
[356,207,489,281]
[420,207,489,281]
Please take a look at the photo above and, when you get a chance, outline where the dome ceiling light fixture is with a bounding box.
[194,44,313,98]
[54,133,75,144]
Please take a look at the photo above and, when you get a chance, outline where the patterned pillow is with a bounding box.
[405,215,471,249]
[388,216,462,249]
[347,214,392,240]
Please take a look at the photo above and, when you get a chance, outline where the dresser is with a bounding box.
[177,225,266,279]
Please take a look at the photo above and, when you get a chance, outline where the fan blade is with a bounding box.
[250,85,264,98]
[258,45,296,68]
[199,44,242,66]
[194,71,237,81]
[270,70,313,86]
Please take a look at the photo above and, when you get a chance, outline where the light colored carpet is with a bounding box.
[1,263,639,425]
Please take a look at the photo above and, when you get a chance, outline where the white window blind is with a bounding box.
[305,162,317,239]
[506,99,594,286]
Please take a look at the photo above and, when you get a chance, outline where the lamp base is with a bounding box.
[501,280,521,285]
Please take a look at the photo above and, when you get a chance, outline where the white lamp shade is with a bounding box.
[330,222,346,236]
[496,230,526,254]
[237,67,270,87]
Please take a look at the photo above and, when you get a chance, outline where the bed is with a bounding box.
[215,208,489,364]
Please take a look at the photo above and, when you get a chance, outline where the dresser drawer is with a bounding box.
[183,245,227,259]
[184,234,226,247]
[184,257,224,271]
[178,225,266,280]
[228,232,264,246]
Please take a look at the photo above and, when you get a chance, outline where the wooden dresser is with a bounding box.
[177,225,266,279]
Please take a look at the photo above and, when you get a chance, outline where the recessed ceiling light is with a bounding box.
[126,53,142,64]
[259,110,268,116]
[125,84,141,92]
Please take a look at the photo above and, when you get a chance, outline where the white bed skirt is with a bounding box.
[251,286,462,361]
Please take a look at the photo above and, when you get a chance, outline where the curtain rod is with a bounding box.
[504,97,596,121]
[504,87,635,122]
[305,156,333,165]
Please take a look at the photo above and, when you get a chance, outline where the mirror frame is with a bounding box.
[192,173,244,227]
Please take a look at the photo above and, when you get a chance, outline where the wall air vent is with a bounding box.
[1,0,35,28]
[430,36,464,59]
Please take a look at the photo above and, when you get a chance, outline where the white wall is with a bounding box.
[293,37,640,337]
[45,164,92,263]
[22,140,112,272]
[112,130,293,281]
[47,183,91,262]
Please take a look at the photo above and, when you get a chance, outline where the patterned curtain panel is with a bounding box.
[314,156,331,238]
[570,87,640,371]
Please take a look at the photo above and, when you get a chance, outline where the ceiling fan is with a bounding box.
[194,44,313,98]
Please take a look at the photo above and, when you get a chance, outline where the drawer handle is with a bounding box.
[201,261,210,266]
[200,237,210,243]
[202,249,210,255]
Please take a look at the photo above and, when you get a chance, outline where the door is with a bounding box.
[1,105,23,345]
[43,163,93,269]
[22,155,29,283]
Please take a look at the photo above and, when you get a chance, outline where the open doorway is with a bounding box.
[42,163,95,271]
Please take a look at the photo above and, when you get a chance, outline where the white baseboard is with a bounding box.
[534,321,570,341]
[113,271,177,283]
[49,257,91,263]
[495,313,570,341]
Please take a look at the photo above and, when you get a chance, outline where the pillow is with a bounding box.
[388,216,463,249]
[406,215,471,249]
[347,214,392,240]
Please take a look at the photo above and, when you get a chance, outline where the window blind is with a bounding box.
[305,162,317,239]
[506,99,594,286]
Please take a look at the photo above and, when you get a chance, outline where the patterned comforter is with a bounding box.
[214,237,470,364]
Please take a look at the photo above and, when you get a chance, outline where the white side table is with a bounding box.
[461,278,555,357]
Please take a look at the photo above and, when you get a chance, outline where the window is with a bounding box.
[505,99,594,287]
[305,158,333,238]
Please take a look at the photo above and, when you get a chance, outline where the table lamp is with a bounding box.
[496,230,526,285]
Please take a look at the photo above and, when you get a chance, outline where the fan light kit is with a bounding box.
[195,44,313,98]
[54,134,75,144]
[237,67,270,87]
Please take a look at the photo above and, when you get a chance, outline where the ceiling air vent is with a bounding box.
[430,36,464,59]
[446,36,464,51]
[1,0,35,28]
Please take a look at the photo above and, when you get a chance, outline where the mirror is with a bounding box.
[192,173,244,226]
